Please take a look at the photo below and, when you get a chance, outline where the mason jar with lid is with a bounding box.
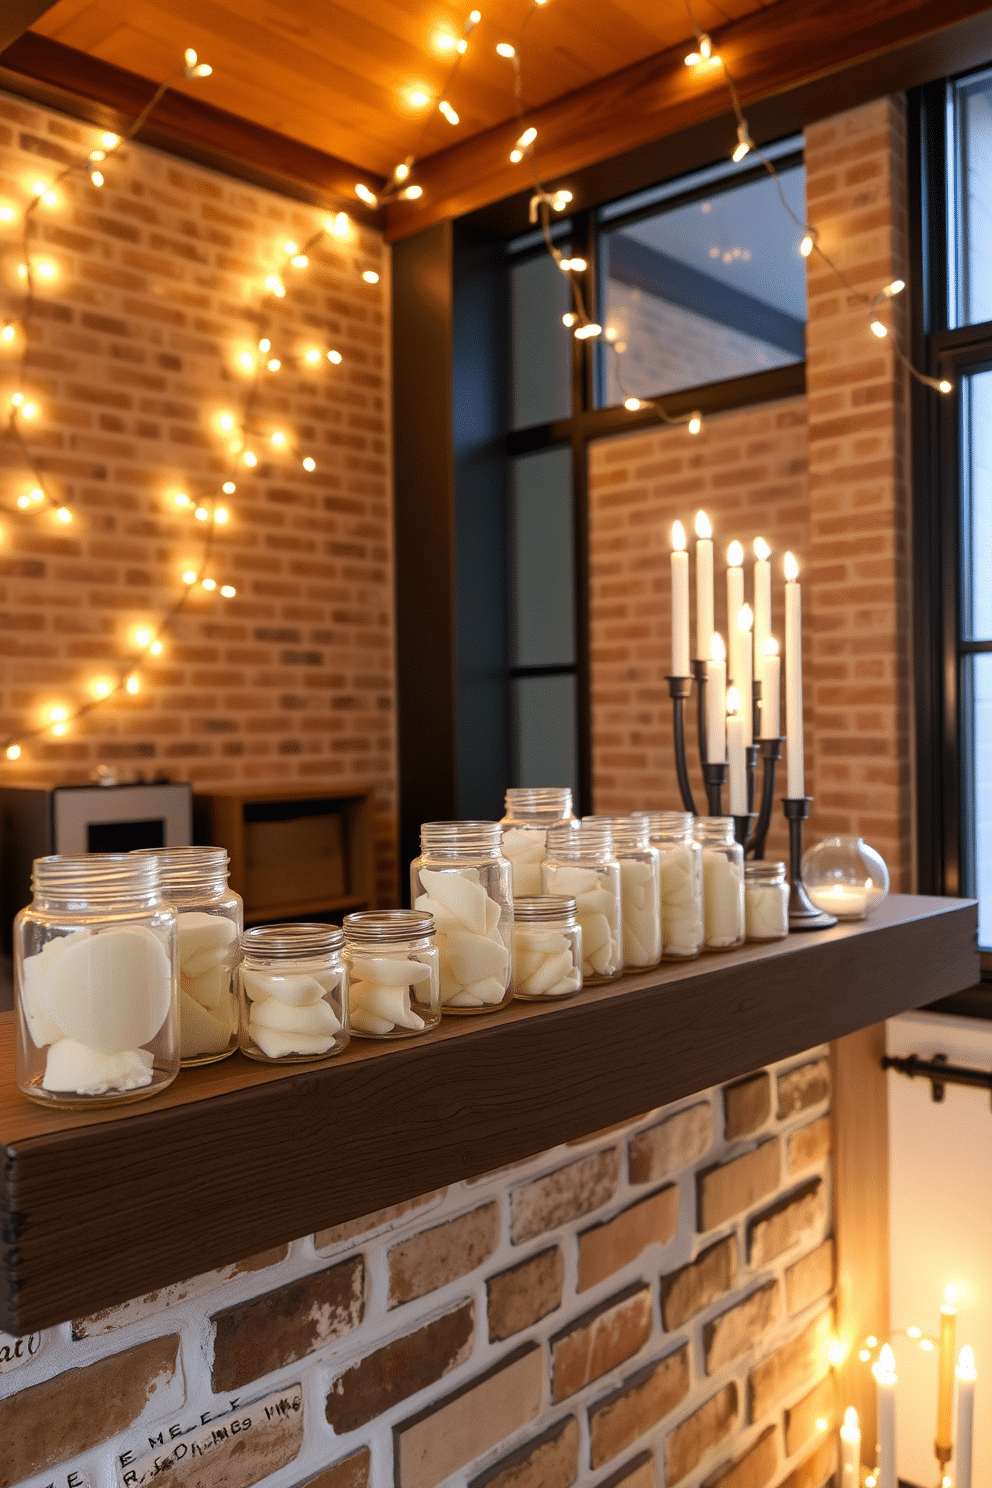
[513,896,582,999]
[541,822,622,983]
[343,909,441,1037]
[411,822,514,1012]
[586,817,661,970]
[635,810,703,960]
[133,845,241,1065]
[240,924,348,1062]
[500,787,577,897]
[15,854,178,1106]
[744,861,789,942]
[693,818,745,951]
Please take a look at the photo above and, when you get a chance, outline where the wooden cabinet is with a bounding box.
[194,788,376,924]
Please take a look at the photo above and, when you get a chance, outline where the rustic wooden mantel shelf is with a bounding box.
[0,893,977,1334]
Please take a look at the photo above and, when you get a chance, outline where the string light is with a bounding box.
[1,324,15,342]
[55,506,72,524]
[125,675,140,694]
[91,678,114,699]
[328,349,343,364]
[183,569,197,585]
[202,578,217,591]
[222,481,236,494]
[363,270,380,284]
[355,184,378,207]
[732,123,753,163]
[870,319,888,339]
[497,42,516,58]
[220,585,236,598]
[439,101,460,125]
[800,229,817,257]
[302,456,317,472]
[688,413,703,435]
[5,745,20,760]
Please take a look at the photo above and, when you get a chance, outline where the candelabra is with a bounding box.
[749,737,782,859]
[667,676,696,816]
[782,797,837,930]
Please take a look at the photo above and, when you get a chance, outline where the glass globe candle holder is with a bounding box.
[801,835,890,921]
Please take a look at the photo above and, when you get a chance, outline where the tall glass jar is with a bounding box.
[411,822,514,1013]
[15,854,178,1107]
[745,861,790,942]
[586,817,662,971]
[693,819,745,951]
[134,846,241,1066]
[636,811,704,960]
[240,924,348,1063]
[501,788,576,897]
[541,822,622,984]
[343,909,441,1037]
[513,896,582,999]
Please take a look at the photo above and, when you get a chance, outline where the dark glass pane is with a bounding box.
[599,165,807,404]
[961,369,992,640]
[956,70,992,328]
[511,252,572,429]
[511,446,575,668]
[513,673,578,794]
[962,653,992,949]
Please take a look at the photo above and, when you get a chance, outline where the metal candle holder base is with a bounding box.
[782,797,837,930]
[732,814,754,849]
[702,762,727,818]
[692,658,709,779]
[667,675,697,816]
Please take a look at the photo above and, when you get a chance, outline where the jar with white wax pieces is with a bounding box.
[635,811,704,960]
[584,816,662,971]
[411,822,514,1013]
[132,846,241,1065]
[512,897,582,1000]
[343,909,440,1037]
[541,822,623,984]
[500,787,577,897]
[14,853,179,1107]
[692,818,745,952]
[744,861,790,942]
[239,924,348,1063]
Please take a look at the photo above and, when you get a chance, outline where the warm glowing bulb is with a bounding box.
[496,42,516,57]
[220,584,236,598]
[21,401,37,419]
[184,48,198,67]
[784,551,799,582]
[409,90,430,108]
[574,322,602,339]
[726,684,741,717]
[939,379,952,393]
[687,413,702,435]
[51,721,68,737]
[332,212,350,237]
[870,318,888,338]
[873,1343,897,1384]
[866,1337,879,1348]
[283,241,299,256]
[695,510,712,540]
[732,123,753,163]
[754,536,771,560]
[11,392,23,407]
[907,1326,922,1339]
[267,358,281,371]
[92,678,113,699]
[174,492,191,508]
[101,132,120,149]
[291,254,308,268]
[218,412,235,432]
[265,275,285,297]
[134,627,153,648]
[711,632,726,662]
[49,706,69,723]
[562,312,576,327]
[202,577,217,592]
[304,348,322,364]
[194,506,209,521]
[183,569,197,585]
[258,338,271,353]
[943,1285,958,1310]
[510,149,523,163]
[800,230,816,257]
[0,206,14,222]
[150,640,163,656]
[302,456,317,472]
[238,351,255,371]
[17,495,30,509]
[859,1348,872,1362]
[436,32,456,50]
[439,101,460,125]
[29,487,44,503]
[671,520,686,552]
[518,127,537,148]
[243,452,258,468]
[90,170,104,188]
[55,506,71,524]
[363,270,380,284]
[222,481,236,495]
[327,349,343,364]
[728,540,744,567]
[469,9,481,21]
[271,431,286,446]
[883,279,905,297]
[624,397,642,411]
[355,184,378,207]
[1,324,14,342]
[920,1338,935,1352]
[402,185,423,200]
[125,675,140,695]
[737,603,754,634]
[5,744,20,760]
[568,255,586,272]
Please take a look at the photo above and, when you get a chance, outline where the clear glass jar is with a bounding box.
[343,909,441,1037]
[745,861,789,941]
[501,788,577,897]
[636,811,704,960]
[411,822,514,1013]
[240,924,348,1063]
[541,822,622,984]
[134,846,241,1066]
[513,896,582,999]
[15,854,178,1107]
[693,818,745,951]
[802,835,891,920]
[587,817,662,971]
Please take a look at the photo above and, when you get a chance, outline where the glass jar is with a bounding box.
[693,818,745,951]
[343,909,441,1037]
[15,854,178,1107]
[802,835,891,920]
[586,817,662,971]
[541,822,622,984]
[411,822,514,1013]
[745,861,789,942]
[636,811,703,960]
[513,896,582,999]
[240,924,348,1063]
[501,788,576,897]
[134,846,241,1066]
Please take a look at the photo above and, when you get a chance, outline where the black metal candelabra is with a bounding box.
[749,737,783,859]
[667,675,696,816]
[782,796,837,930]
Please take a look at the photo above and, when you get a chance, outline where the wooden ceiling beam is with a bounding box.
[383,0,992,240]
[0,1,60,55]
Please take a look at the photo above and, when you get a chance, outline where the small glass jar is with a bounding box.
[745,861,789,942]
[693,818,745,951]
[541,822,622,984]
[343,909,441,1037]
[513,896,582,999]
[240,924,348,1063]
[501,788,577,897]
[15,854,178,1107]
[411,822,514,1013]
[802,835,891,920]
[636,811,704,960]
[587,817,662,971]
[134,846,241,1066]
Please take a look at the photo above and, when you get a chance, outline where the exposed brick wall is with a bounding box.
[0,89,398,903]
[0,1050,835,1488]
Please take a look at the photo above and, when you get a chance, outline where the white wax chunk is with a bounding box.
[43,1040,154,1095]
[503,830,546,897]
[703,852,745,947]
[558,968,582,992]
[414,893,462,932]
[314,969,343,994]
[515,948,544,980]
[543,865,600,895]
[251,995,341,1036]
[177,912,237,960]
[657,845,704,956]
[516,930,570,955]
[350,980,425,1030]
[574,888,616,915]
[746,884,789,940]
[249,1024,336,1058]
[350,1007,396,1035]
[187,962,230,1015]
[444,931,509,985]
[21,954,65,1048]
[624,924,648,966]
[580,912,611,956]
[183,943,233,979]
[445,991,484,1007]
[350,956,431,986]
[179,990,233,1058]
[485,898,502,937]
[42,927,172,1053]
[418,869,487,934]
[619,858,661,966]
[589,941,615,976]
[460,976,506,1004]
[242,969,326,1006]
[437,962,464,1001]
[522,949,574,996]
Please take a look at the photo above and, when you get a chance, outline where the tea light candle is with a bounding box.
[695,510,714,662]
[956,1345,977,1488]
[707,633,727,763]
[671,521,690,676]
[807,881,868,918]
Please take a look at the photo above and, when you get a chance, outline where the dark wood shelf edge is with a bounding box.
[0,894,977,1333]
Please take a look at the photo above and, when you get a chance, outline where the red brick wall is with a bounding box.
[0,89,398,902]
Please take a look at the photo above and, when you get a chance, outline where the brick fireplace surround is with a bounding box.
[0,90,911,1488]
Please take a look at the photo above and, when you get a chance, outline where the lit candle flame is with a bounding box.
[695,510,712,539]
[754,535,771,560]
[726,684,740,716]
[957,1344,977,1381]
[727,539,744,567]
[784,550,799,582]
[672,520,686,551]
[763,635,779,657]
[737,603,754,634]
[710,632,726,662]
[873,1342,897,1384]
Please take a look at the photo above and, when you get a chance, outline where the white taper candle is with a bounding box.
[840,1406,861,1488]
[956,1345,976,1488]
[736,603,754,746]
[695,510,714,662]
[753,535,771,669]
[784,552,804,797]
[727,540,744,691]
[873,1343,897,1488]
[707,633,727,763]
[727,686,747,815]
[671,522,690,676]
[760,637,780,738]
